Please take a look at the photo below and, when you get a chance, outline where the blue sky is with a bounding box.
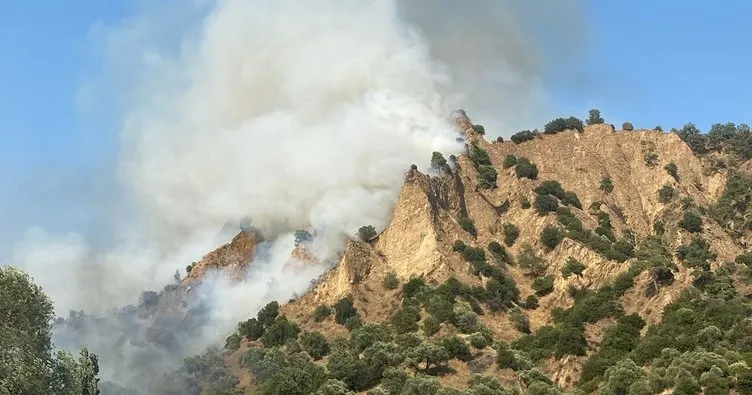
[1,1,751,250]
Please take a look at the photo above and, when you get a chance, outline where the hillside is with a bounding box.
[163,112,752,395]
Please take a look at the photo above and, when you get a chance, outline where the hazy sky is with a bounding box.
[1,0,751,252]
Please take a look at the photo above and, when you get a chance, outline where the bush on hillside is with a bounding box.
[511,130,535,144]
[312,305,333,322]
[535,194,559,215]
[658,184,676,203]
[532,275,555,297]
[358,225,377,241]
[520,196,531,209]
[458,217,478,237]
[664,162,679,181]
[540,226,564,250]
[477,165,498,189]
[430,151,448,172]
[600,177,614,193]
[622,122,634,131]
[333,295,358,325]
[515,158,538,180]
[472,124,486,135]
[562,191,583,209]
[561,258,586,279]
[544,117,585,134]
[383,272,400,290]
[503,223,520,246]
[586,109,604,125]
[534,180,566,200]
[502,154,517,169]
[679,212,703,233]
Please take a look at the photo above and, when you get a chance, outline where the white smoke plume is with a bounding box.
[4,0,587,390]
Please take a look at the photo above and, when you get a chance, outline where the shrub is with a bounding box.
[260,317,300,348]
[402,277,427,299]
[535,194,559,215]
[540,226,564,250]
[586,109,604,125]
[562,191,582,209]
[525,295,539,309]
[294,230,313,245]
[622,122,634,131]
[511,130,535,144]
[545,117,585,134]
[422,316,441,337]
[333,295,357,325]
[520,196,531,209]
[430,152,448,171]
[488,241,509,264]
[468,143,492,168]
[383,272,399,290]
[679,212,703,233]
[300,331,329,360]
[562,258,586,279]
[503,154,517,169]
[472,124,485,135]
[510,308,531,334]
[391,306,421,334]
[477,165,498,189]
[458,217,478,237]
[358,225,377,241]
[600,177,614,193]
[655,125,663,131]
[239,318,265,341]
[426,295,454,323]
[664,162,679,181]
[442,336,472,361]
[312,305,333,322]
[532,275,555,296]
[503,223,520,246]
[468,332,488,349]
[225,333,241,351]
[518,244,547,277]
[535,180,566,200]
[556,206,583,233]
[515,158,538,180]
[658,184,676,203]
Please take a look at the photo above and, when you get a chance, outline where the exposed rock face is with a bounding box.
[183,229,263,284]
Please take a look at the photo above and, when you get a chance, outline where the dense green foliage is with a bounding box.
[545,116,585,134]
[586,109,605,126]
[458,217,478,237]
[622,121,634,131]
[511,130,535,144]
[358,225,377,241]
[514,157,538,180]
[0,266,102,395]
[502,154,517,169]
[468,143,498,189]
[502,223,520,246]
[600,176,614,193]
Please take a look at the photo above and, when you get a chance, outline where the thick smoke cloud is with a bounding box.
[4,0,587,390]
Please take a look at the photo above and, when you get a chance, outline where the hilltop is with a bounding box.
[156,111,752,394]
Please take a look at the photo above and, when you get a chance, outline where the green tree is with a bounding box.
[561,258,586,279]
[622,122,634,131]
[312,305,333,322]
[515,158,539,180]
[442,336,472,361]
[0,266,102,395]
[300,331,330,360]
[503,154,517,169]
[532,275,555,296]
[587,109,605,125]
[316,379,354,395]
[431,152,449,172]
[600,358,646,395]
[665,162,680,181]
[391,306,421,334]
[540,226,563,250]
[260,317,301,348]
[383,272,399,290]
[358,225,377,241]
[679,212,703,233]
[658,184,676,203]
[333,295,357,325]
[503,223,520,246]
[258,301,280,327]
[601,176,614,193]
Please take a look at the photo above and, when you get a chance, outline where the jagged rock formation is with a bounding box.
[184,112,752,394]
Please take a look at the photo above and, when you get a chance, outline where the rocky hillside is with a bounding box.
[166,112,752,395]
